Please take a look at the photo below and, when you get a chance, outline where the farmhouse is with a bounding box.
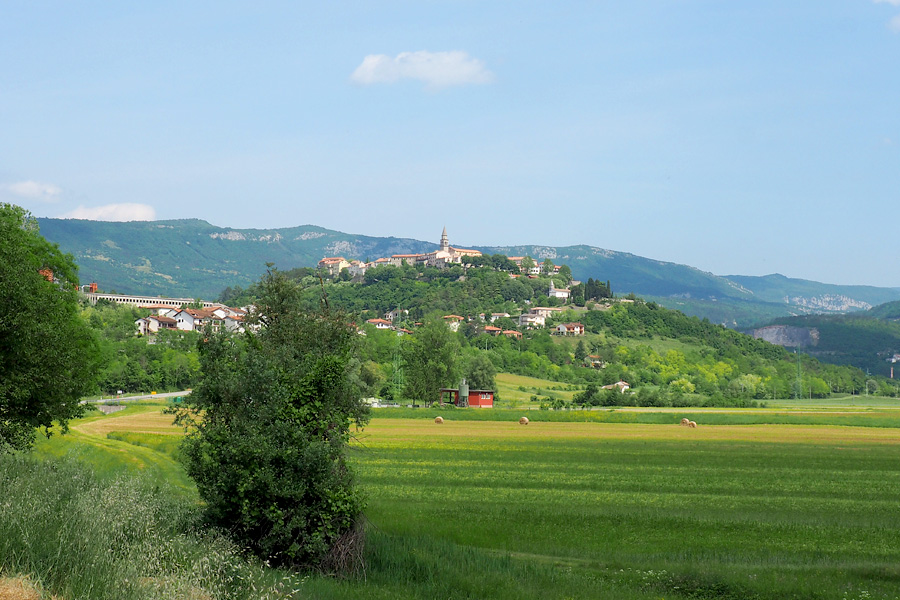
[555,322,585,336]
[602,380,631,393]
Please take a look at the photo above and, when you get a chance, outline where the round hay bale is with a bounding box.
[680,418,690,426]
[519,416,529,425]
[434,416,444,424]
[688,420,697,428]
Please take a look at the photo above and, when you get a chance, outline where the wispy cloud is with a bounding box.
[62,203,156,222]
[351,51,494,90]
[889,14,900,32]
[874,0,900,32]
[5,180,63,202]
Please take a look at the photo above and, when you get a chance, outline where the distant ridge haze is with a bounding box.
[37,218,900,328]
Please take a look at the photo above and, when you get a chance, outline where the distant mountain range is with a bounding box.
[37,218,900,327]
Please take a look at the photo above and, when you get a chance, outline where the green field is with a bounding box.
[15,399,900,599]
[494,372,581,406]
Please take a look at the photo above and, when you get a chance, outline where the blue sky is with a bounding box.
[2,2,899,286]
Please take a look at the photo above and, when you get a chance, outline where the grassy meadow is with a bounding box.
[4,397,900,599]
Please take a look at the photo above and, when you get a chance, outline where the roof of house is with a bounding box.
[443,314,465,321]
[366,318,392,325]
[181,308,217,318]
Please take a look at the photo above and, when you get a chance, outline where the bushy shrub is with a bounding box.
[177,269,369,570]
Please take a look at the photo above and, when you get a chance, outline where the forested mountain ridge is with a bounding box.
[38,217,900,326]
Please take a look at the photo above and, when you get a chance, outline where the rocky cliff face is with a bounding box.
[750,325,819,348]
[784,294,871,312]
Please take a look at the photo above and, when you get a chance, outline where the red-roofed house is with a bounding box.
[318,257,350,276]
[555,322,585,336]
[442,314,465,332]
[366,318,393,330]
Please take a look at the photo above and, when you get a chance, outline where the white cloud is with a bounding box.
[6,180,63,202]
[62,203,156,222]
[890,14,900,31]
[350,51,494,89]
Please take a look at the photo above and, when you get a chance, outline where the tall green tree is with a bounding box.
[177,268,369,569]
[402,319,461,403]
[0,204,101,452]
[465,353,497,391]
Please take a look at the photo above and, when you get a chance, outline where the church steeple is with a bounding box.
[440,226,449,252]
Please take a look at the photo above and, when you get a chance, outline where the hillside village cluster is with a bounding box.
[318,227,589,336]
[102,228,592,338]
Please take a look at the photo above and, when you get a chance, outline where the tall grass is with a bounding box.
[0,454,305,600]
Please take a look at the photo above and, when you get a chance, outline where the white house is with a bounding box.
[548,280,571,300]
[602,381,631,393]
[173,308,222,332]
[530,306,564,319]
[442,314,464,332]
[555,322,585,336]
[366,318,393,330]
[135,315,177,335]
[518,313,545,328]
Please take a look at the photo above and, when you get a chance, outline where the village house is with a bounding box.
[507,257,542,275]
[317,256,350,276]
[347,260,368,277]
[484,325,502,335]
[502,330,523,339]
[585,355,605,369]
[174,308,222,332]
[602,381,631,393]
[548,280,571,300]
[385,308,409,322]
[530,306,565,319]
[442,314,465,332]
[223,315,245,332]
[518,313,545,328]
[135,315,177,335]
[366,318,393,330]
[555,322,585,336]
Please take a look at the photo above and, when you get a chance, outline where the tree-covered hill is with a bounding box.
[262,264,890,403]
